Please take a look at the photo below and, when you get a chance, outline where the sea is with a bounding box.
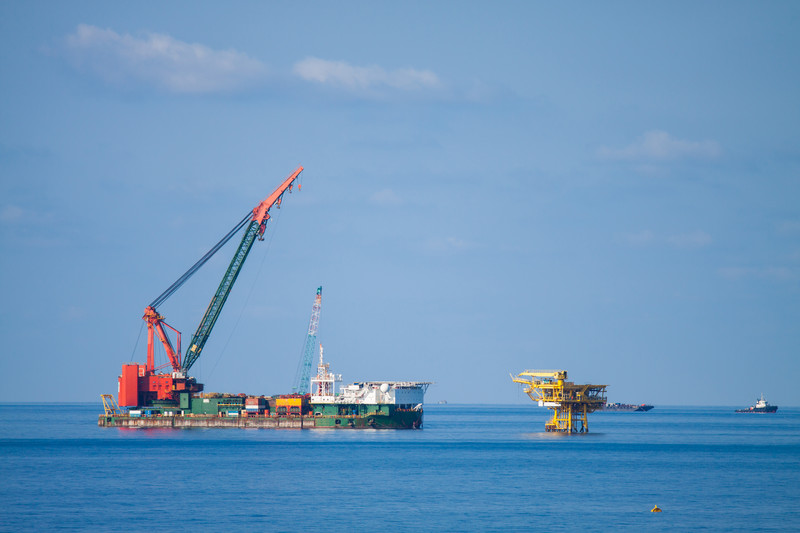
[1,403,798,532]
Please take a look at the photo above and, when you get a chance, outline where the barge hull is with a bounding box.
[98,412,422,429]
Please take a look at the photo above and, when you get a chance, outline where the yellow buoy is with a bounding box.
[651,505,662,513]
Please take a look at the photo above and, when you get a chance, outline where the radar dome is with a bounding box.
[380,383,390,393]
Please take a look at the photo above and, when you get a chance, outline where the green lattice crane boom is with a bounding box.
[181,166,304,372]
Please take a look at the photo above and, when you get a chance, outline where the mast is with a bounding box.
[293,286,322,393]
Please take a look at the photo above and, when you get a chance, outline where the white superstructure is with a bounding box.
[333,381,431,407]
[309,346,431,407]
[309,345,341,403]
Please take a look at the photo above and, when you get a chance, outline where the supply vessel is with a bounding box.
[601,403,654,411]
[735,394,778,413]
[99,167,430,429]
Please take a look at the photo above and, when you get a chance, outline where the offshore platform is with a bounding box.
[511,370,607,433]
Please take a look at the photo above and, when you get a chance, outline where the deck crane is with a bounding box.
[118,166,304,408]
[293,286,322,394]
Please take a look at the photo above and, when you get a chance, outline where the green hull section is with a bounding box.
[99,406,423,429]
[312,409,422,429]
[311,402,423,429]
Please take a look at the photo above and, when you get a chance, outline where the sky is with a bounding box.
[1,2,798,406]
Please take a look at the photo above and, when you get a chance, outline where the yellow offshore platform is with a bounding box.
[511,370,607,433]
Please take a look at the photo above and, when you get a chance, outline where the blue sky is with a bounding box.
[1,2,798,405]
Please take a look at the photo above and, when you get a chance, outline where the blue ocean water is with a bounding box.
[1,404,798,532]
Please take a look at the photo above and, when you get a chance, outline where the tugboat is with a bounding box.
[735,393,778,413]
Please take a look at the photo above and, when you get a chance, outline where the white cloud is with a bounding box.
[598,131,721,161]
[0,205,25,222]
[778,221,800,234]
[61,306,86,321]
[425,236,475,253]
[623,230,655,246]
[763,267,795,280]
[62,24,267,93]
[369,189,403,206]
[668,231,712,248]
[620,229,712,248]
[293,57,441,91]
[719,266,797,281]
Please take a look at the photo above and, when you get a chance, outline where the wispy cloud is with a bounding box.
[58,26,443,97]
[620,229,712,248]
[598,131,721,161]
[0,205,25,223]
[424,236,475,253]
[60,306,86,322]
[61,24,267,93]
[778,220,800,234]
[667,231,712,248]
[623,230,655,246]
[293,57,441,92]
[719,266,797,281]
[369,189,404,206]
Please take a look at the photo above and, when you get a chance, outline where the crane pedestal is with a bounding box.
[511,370,607,433]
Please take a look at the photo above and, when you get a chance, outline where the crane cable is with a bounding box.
[128,180,297,370]
[149,211,252,309]
[131,211,249,368]
[205,205,285,379]
[129,321,145,362]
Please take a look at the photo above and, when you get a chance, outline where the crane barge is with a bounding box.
[99,167,431,429]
